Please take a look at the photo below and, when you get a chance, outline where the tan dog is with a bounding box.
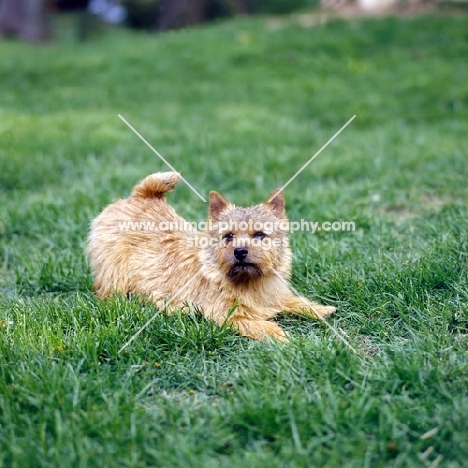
[87,172,335,341]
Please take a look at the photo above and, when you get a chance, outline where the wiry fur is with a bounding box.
[87,172,335,341]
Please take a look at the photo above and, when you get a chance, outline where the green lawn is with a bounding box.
[1,12,468,467]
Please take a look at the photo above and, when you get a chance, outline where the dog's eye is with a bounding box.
[252,231,266,239]
[223,232,234,242]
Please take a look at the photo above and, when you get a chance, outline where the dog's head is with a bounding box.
[201,189,292,285]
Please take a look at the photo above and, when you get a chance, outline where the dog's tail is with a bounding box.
[131,172,181,198]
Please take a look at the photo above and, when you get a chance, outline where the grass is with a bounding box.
[0,12,468,467]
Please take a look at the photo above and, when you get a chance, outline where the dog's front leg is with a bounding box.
[281,294,336,320]
[229,316,289,342]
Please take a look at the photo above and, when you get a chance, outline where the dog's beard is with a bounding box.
[227,262,263,284]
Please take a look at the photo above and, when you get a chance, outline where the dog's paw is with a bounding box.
[311,305,336,320]
[260,321,290,343]
[233,319,290,342]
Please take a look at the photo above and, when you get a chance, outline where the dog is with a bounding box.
[87,172,336,341]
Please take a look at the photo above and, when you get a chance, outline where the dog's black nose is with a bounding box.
[234,248,248,261]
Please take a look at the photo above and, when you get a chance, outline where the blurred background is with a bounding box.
[0,0,463,42]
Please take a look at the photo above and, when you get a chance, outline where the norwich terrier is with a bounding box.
[87,172,335,342]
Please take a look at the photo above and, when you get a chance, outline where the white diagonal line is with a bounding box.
[118,274,199,354]
[118,114,207,202]
[272,270,359,354]
[269,115,356,202]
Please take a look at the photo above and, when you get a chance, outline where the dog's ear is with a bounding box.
[209,191,230,220]
[264,189,285,218]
